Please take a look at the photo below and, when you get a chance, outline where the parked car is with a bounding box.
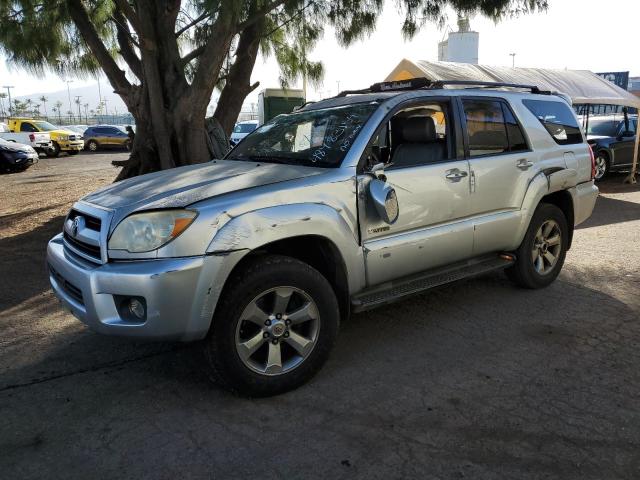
[230,120,258,146]
[7,119,83,157]
[47,79,598,396]
[66,125,88,135]
[83,125,131,151]
[583,114,638,180]
[0,137,38,172]
[0,126,52,155]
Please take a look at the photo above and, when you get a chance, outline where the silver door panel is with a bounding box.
[364,220,474,285]
[472,210,523,255]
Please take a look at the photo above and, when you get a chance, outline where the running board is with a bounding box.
[351,254,515,313]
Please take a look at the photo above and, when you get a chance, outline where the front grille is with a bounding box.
[63,232,101,261]
[49,264,84,305]
[68,209,101,231]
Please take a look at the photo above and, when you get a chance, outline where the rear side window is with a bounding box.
[462,99,528,156]
[523,99,583,145]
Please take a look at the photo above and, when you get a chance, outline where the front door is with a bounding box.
[358,99,473,286]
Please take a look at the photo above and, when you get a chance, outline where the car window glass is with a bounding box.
[228,102,378,168]
[463,100,508,156]
[502,105,528,152]
[523,99,583,145]
[384,102,450,169]
[20,122,36,132]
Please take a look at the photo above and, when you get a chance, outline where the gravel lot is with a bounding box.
[1,153,639,479]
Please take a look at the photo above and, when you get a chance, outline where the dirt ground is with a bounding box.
[1,154,640,479]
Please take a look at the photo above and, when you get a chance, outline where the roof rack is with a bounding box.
[335,77,551,97]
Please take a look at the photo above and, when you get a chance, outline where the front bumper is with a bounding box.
[46,233,243,341]
[58,141,84,151]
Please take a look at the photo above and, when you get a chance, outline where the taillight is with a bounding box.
[29,133,35,142]
[588,144,596,180]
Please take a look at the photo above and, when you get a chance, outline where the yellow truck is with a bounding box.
[8,119,84,157]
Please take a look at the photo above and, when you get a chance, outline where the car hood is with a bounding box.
[82,159,327,210]
[0,141,32,153]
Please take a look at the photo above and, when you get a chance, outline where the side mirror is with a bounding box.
[623,130,636,138]
[369,178,399,224]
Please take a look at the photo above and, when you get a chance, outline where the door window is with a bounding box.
[20,122,37,132]
[381,102,450,169]
[463,100,509,156]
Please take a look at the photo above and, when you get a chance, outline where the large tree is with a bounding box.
[0,0,546,179]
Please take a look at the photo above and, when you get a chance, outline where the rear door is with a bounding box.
[458,97,533,255]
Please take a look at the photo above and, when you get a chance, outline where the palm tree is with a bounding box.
[39,95,48,119]
[25,98,33,115]
[0,92,6,118]
[54,101,63,123]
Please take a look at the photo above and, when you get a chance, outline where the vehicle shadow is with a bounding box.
[0,214,65,314]
[576,195,640,229]
[1,266,639,478]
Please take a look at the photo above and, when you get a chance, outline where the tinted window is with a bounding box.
[587,119,618,137]
[20,122,37,132]
[463,100,509,156]
[234,123,257,134]
[523,99,583,145]
[503,105,528,152]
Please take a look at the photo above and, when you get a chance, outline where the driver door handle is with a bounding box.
[516,159,534,170]
[445,169,468,182]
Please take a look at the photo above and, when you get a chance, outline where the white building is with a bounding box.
[438,17,479,64]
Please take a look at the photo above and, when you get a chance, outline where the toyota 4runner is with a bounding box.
[47,79,599,396]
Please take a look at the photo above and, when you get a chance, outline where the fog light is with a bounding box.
[128,298,146,319]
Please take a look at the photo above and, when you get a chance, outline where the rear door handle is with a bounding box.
[445,169,468,182]
[516,159,534,170]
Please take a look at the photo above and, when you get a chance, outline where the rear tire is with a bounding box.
[506,203,568,289]
[594,151,610,181]
[204,254,340,397]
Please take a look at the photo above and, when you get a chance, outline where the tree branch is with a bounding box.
[113,9,142,80]
[67,0,132,98]
[113,0,141,33]
[175,10,212,37]
[180,44,205,65]
[237,0,288,32]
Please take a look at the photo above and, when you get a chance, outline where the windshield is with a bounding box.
[233,123,257,134]
[587,119,619,137]
[227,102,378,168]
[32,121,58,131]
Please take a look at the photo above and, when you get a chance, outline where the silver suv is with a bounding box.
[47,79,599,396]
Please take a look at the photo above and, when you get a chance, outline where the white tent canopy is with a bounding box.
[385,59,640,109]
[385,59,639,182]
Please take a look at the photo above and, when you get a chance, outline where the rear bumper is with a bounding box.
[46,233,243,341]
[574,181,599,226]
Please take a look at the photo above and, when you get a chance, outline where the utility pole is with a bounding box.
[75,95,82,122]
[3,86,14,116]
[336,81,341,95]
[66,80,74,119]
[97,77,102,105]
[509,53,516,68]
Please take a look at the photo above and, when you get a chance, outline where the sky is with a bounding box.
[0,0,638,113]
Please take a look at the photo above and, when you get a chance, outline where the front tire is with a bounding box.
[506,203,568,289]
[87,140,99,152]
[204,255,340,397]
[46,142,60,158]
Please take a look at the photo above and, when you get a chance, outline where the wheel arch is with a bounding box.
[540,189,575,249]
[218,235,351,322]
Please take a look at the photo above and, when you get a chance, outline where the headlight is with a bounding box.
[109,210,197,253]
[59,135,69,141]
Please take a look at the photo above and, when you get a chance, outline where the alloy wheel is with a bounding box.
[594,155,607,180]
[235,286,320,376]
[531,219,562,275]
